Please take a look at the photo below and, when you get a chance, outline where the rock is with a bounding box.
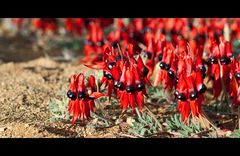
[115,118,123,125]
[0,127,7,132]
[126,117,135,127]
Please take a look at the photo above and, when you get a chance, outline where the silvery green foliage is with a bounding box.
[146,86,175,107]
[166,114,205,137]
[229,130,240,138]
[87,112,112,129]
[128,112,160,137]
[49,92,70,122]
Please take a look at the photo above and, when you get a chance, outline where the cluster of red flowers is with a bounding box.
[151,39,207,121]
[11,18,240,124]
[87,44,152,112]
[67,73,104,124]
[65,18,240,124]
[67,44,153,123]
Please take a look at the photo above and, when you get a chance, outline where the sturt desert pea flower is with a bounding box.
[154,43,177,90]
[105,18,130,51]
[85,45,121,101]
[11,18,24,30]
[82,21,105,64]
[175,56,206,122]
[86,44,151,112]
[229,58,240,106]
[32,18,58,33]
[155,33,166,63]
[144,38,156,78]
[67,73,105,124]
[115,46,151,112]
[229,18,240,41]
[206,38,233,98]
[128,18,144,46]
[117,63,148,112]
[65,18,84,36]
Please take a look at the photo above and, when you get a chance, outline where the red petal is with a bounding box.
[88,75,96,91]
[122,92,129,110]
[111,66,121,81]
[84,63,106,70]
[89,92,105,99]
[108,80,114,101]
[128,93,135,111]
[225,41,232,57]
[137,56,145,70]
[136,91,144,110]
[213,78,222,99]
[72,100,80,124]
[190,100,197,117]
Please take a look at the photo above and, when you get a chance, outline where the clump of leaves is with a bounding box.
[49,95,70,122]
[128,112,161,137]
[146,86,173,105]
[87,112,113,129]
[87,96,117,128]
[229,129,240,138]
[166,114,209,137]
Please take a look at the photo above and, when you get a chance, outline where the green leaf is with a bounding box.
[146,115,153,123]
[166,120,173,130]
[191,118,200,132]
[140,128,147,136]
[182,124,193,133]
[179,130,190,137]
[174,114,181,128]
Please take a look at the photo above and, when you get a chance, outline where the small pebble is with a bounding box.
[0,127,7,132]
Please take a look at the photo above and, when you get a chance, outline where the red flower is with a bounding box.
[67,73,105,124]
[85,44,151,112]
[207,38,233,98]
[175,56,206,122]
[117,64,147,111]
[154,43,176,90]
[65,18,84,36]
[82,21,105,64]
[229,58,240,106]
[32,18,58,33]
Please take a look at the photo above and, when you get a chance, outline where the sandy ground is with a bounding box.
[0,36,129,138]
[0,56,131,138]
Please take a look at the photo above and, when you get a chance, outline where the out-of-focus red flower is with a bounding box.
[32,18,58,33]
[82,21,105,64]
[65,18,84,36]
[12,18,24,29]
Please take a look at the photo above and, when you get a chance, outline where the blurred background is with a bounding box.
[0,18,240,63]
